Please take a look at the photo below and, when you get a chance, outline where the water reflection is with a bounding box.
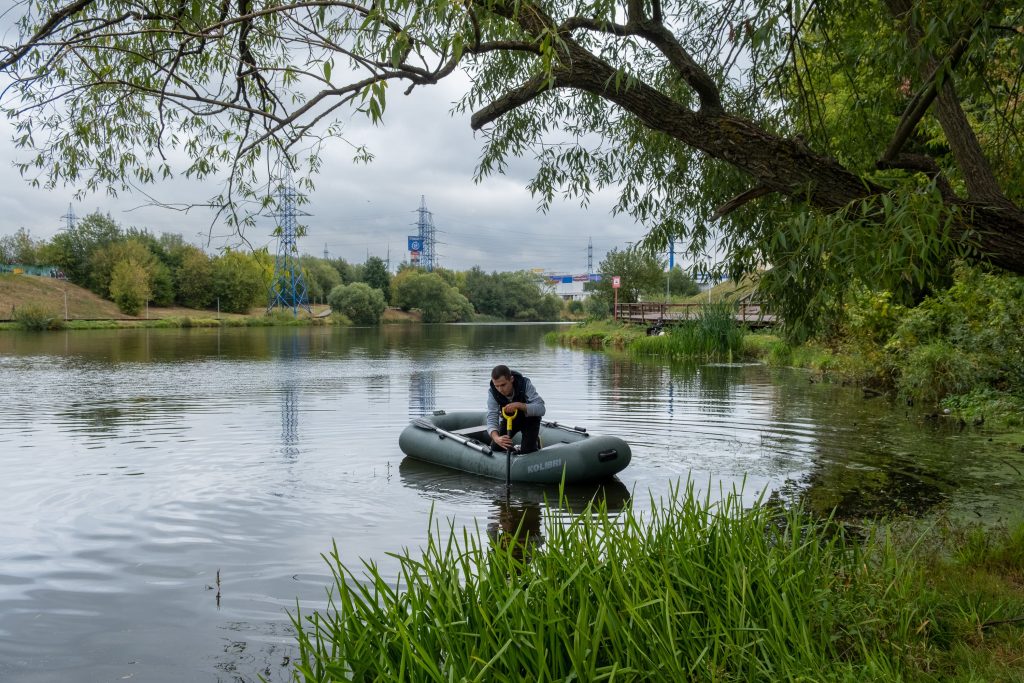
[408,370,437,417]
[398,458,632,561]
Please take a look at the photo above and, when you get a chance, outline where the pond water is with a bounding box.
[0,324,1021,682]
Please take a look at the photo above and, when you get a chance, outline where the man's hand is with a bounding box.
[491,431,513,449]
[502,402,527,416]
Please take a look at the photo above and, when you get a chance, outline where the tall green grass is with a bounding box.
[631,303,746,361]
[290,484,959,682]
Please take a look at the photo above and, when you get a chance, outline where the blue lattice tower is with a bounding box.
[266,181,312,316]
[415,195,436,272]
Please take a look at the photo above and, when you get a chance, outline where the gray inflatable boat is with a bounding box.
[398,410,631,484]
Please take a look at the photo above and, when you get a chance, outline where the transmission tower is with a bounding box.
[266,180,312,316]
[60,204,77,231]
[415,195,437,272]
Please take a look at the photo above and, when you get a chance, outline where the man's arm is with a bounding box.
[521,378,546,418]
[485,391,501,434]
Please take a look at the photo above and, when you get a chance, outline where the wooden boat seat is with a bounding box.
[451,424,489,436]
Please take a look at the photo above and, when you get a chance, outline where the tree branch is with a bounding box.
[471,71,557,129]
[879,17,978,164]
[715,185,773,217]
[1,0,96,69]
[558,12,723,113]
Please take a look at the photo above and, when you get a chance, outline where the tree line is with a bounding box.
[0,215,591,322]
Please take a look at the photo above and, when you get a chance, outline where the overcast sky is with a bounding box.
[0,61,651,275]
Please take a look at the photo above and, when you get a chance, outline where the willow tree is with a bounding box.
[3,0,1023,331]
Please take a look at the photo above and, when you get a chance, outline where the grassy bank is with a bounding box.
[546,306,750,363]
[292,485,1024,682]
[0,273,439,330]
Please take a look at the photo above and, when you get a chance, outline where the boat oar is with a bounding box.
[411,417,493,455]
[502,407,517,492]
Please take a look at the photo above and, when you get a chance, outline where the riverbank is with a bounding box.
[293,485,1024,682]
[548,319,1024,437]
[0,273,434,329]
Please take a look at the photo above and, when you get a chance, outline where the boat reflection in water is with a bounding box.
[398,458,631,562]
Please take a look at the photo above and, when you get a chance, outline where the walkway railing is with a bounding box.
[614,302,777,327]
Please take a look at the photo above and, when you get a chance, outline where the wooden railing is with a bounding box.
[614,302,777,327]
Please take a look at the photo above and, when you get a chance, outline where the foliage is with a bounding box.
[86,238,174,306]
[667,266,701,298]
[174,246,215,309]
[87,239,153,297]
[43,212,122,286]
[12,302,63,330]
[327,258,357,285]
[629,303,746,360]
[360,256,391,296]
[300,256,343,303]
[547,320,645,349]
[109,260,150,315]
[211,249,266,314]
[461,267,563,320]
[6,0,1023,335]
[586,248,666,307]
[755,185,968,341]
[327,282,386,325]
[0,227,43,265]
[583,295,610,320]
[291,484,1024,682]
[391,270,473,323]
[884,265,1024,405]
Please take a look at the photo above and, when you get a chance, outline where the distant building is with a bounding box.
[540,273,602,301]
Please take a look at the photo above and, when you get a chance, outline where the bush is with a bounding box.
[897,342,978,407]
[13,303,64,331]
[109,260,151,315]
[392,271,472,322]
[327,282,386,324]
[583,295,609,319]
[885,265,1024,405]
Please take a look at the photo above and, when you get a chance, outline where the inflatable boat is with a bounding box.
[398,410,631,484]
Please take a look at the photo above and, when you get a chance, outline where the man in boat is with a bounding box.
[487,365,546,454]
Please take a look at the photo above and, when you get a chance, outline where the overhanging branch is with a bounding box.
[470,71,558,130]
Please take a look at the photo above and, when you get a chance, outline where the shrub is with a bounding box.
[391,271,471,322]
[583,295,609,319]
[886,265,1024,405]
[897,342,978,407]
[328,282,386,324]
[13,303,64,331]
[109,260,151,315]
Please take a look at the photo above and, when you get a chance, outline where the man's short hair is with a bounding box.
[491,364,511,380]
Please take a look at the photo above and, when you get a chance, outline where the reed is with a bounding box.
[631,303,746,360]
[290,484,945,682]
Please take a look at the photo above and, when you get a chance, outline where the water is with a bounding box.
[0,324,1020,682]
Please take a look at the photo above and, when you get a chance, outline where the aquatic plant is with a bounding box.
[293,484,1001,682]
[631,302,746,360]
